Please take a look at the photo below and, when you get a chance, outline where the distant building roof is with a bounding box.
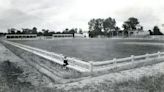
[6,34,37,36]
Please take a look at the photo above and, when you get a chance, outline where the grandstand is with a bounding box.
[5,34,37,39]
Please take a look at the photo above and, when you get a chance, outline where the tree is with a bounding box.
[88,18,104,37]
[69,28,76,37]
[22,28,32,34]
[153,26,163,35]
[56,32,61,34]
[122,21,131,30]
[16,30,21,34]
[42,29,49,36]
[88,19,96,32]
[103,17,116,34]
[79,28,83,34]
[63,28,69,34]
[37,32,43,36]
[74,28,78,33]
[138,26,143,31]
[94,18,104,34]
[122,17,139,30]
[148,30,153,35]
[88,31,96,38]
[32,27,37,34]
[115,26,120,31]
[49,31,55,36]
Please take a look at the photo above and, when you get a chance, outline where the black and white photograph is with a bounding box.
[0,0,164,92]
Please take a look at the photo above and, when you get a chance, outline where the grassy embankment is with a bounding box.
[1,60,164,92]
[1,40,164,92]
[1,41,89,83]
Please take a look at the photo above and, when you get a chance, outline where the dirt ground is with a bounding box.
[0,42,53,92]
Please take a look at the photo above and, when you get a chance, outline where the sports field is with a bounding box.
[11,39,164,61]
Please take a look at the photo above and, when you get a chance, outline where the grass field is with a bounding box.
[11,39,164,61]
[3,39,164,92]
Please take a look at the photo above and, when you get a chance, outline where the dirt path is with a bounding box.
[0,42,23,62]
[0,42,52,87]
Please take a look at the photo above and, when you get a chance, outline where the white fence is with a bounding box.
[3,40,164,74]
[93,52,164,66]
[3,40,91,72]
[91,51,164,72]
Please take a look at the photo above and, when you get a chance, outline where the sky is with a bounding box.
[0,0,164,32]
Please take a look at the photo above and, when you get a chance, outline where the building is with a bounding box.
[159,24,164,34]
[74,32,89,38]
[131,30,149,37]
[52,34,73,38]
[82,32,89,38]
[5,34,37,39]
[74,33,84,38]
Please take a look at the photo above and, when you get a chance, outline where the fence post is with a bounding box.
[146,53,149,59]
[158,51,161,58]
[89,61,93,76]
[131,55,134,62]
[113,58,117,68]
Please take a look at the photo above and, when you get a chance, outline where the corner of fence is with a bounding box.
[158,51,161,58]
[113,58,117,68]
[146,53,149,59]
[131,55,134,62]
[89,61,93,76]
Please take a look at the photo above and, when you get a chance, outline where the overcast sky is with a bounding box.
[0,0,164,32]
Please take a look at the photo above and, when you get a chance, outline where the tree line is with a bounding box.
[6,17,164,37]
[149,26,163,35]
[88,17,163,37]
[7,27,83,36]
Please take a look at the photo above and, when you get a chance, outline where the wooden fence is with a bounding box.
[91,51,164,72]
[3,40,164,74]
[3,40,90,72]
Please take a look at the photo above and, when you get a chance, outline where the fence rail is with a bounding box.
[3,40,164,74]
[93,51,164,67]
[3,40,90,72]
